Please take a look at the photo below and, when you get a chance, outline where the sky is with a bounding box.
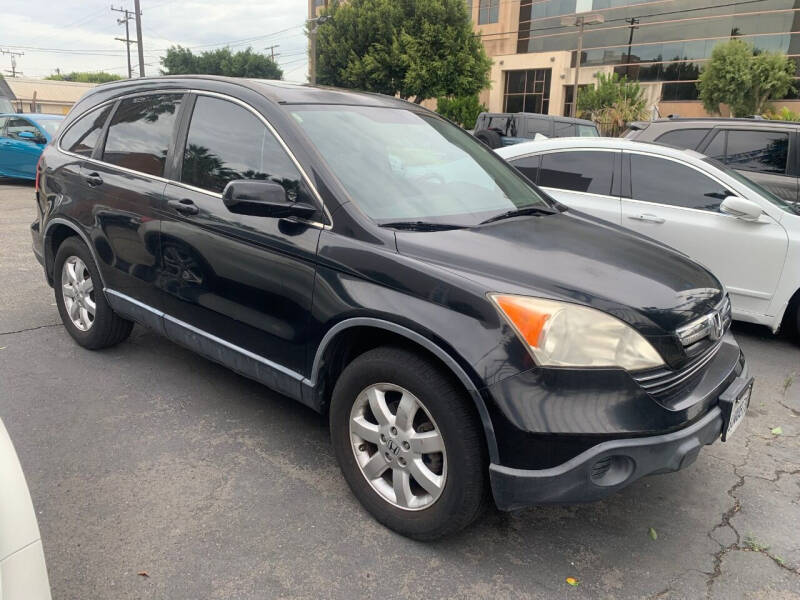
[0,0,309,81]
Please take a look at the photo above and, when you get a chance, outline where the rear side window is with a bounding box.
[553,121,575,137]
[102,94,182,177]
[527,118,551,137]
[181,96,307,199]
[508,154,540,183]
[630,154,729,212]
[60,105,112,157]
[655,128,710,150]
[538,151,615,195]
[725,130,788,174]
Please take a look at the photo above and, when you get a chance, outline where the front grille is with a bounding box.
[634,295,731,399]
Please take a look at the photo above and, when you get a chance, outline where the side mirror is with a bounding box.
[17,130,41,142]
[222,180,317,219]
[720,196,763,222]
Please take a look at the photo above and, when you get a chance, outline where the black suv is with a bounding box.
[32,76,752,539]
[474,112,599,148]
[625,117,800,206]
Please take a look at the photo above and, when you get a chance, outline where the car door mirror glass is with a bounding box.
[720,196,763,221]
[222,180,316,219]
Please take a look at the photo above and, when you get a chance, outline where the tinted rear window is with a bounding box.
[655,128,710,150]
[538,150,615,195]
[102,94,182,177]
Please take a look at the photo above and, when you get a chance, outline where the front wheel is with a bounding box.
[330,346,488,540]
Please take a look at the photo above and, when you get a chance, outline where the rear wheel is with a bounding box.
[54,237,133,349]
[329,346,488,540]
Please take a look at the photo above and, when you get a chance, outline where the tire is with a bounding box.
[54,236,133,350]
[474,129,502,149]
[330,346,488,540]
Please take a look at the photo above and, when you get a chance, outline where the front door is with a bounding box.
[156,94,324,376]
[621,152,789,317]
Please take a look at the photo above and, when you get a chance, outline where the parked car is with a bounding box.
[624,117,800,207]
[33,77,752,540]
[496,137,800,336]
[0,113,64,180]
[0,418,52,600]
[473,112,598,148]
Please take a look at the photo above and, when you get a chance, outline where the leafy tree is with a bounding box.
[697,39,794,117]
[436,94,486,129]
[160,46,282,79]
[764,106,800,121]
[577,73,648,136]
[46,71,122,83]
[316,0,491,104]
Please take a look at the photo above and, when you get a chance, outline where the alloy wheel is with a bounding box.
[349,383,447,510]
[61,256,95,331]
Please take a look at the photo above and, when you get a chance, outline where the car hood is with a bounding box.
[394,211,723,337]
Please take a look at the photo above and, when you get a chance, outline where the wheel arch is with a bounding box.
[305,317,500,463]
[44,218,106,288]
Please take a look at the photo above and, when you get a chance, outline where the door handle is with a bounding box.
[628,213,665,224]
[85,172,103,187]
[168,198,199,216]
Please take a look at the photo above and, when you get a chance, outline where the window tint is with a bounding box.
[725,130,788,174]
[553,121,575,137]
[703,130,725,161]
[60,105,112,157]
[539,150,615,195]
[6,117,42,141]
[630,154,729,212]
[527,118,552,137]
[509,154,540,183]
[655,128,710,150]
[103,94,182,177]
[181,96,308,202]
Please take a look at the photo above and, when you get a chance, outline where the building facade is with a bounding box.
[309,0,800,117]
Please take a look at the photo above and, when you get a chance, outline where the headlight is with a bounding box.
[489,294,664,371]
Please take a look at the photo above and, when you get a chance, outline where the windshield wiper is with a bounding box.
[378,221,466,231]
[479,205,556,225]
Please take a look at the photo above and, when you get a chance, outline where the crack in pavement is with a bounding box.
[0,322,61,336]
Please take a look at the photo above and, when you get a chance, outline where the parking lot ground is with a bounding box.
[1,181,799,599]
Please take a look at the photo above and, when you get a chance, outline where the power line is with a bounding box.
[112,5,138,78]
[0,48,24,77]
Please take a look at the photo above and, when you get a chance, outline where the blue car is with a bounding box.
[0,113,64,180]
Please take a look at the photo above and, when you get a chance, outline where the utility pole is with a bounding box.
[625,17,640,78]
[562,13,604,118]
[133,0,145,77]
[307,15,330,85]
[112,5,136,79]
[0,49,24,77]
[265,44,280,61]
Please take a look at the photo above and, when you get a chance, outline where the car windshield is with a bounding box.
[289,105,552,226]
[36,118,62,137]
[704,157,800,216]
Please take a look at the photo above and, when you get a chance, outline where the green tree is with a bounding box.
[764,106,800,121]
[46,71,123,83]
[697,39,794,117]
[577,73,648,136]
[160,46,283,79]
[436,94,486,129]
[316,0,491,104]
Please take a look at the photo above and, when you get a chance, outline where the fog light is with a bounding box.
[590,455,635,487]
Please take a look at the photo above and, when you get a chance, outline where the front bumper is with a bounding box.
[490,359,750,510]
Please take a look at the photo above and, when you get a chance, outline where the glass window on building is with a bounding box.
[478,0,499,24]
[503,69,551,114]
[562,84,588,117]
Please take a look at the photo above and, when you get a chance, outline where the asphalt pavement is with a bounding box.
[1,181,798,599]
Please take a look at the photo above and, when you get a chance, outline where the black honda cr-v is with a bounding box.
[32,76,752,539]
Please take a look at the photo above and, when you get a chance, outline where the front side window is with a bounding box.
[478,0,499,24]
[725,130,788,174]
[181,96,308,202]
[289,105,551,225]
[539,151,615,195]
[630,154,730,212]
[102,94,182,177]
[5,117,43,141]
[655,128,710,150]
[60,105,112,157]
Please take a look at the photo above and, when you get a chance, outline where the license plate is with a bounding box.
[723,379,752,441]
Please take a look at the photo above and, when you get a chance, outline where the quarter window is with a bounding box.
[538,151,615,195]
[102,94,182,177]
[60,105,112,157]
[181,96,308,202]
[655,128,710,150]
[630,154,730,212]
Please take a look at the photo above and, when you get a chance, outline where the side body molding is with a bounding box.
[304,317,499,463]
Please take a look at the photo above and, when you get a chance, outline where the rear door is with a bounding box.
[510,149,621,224]
[699,127,798,204]
[621,151,788,317]
[156,93,325,375]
